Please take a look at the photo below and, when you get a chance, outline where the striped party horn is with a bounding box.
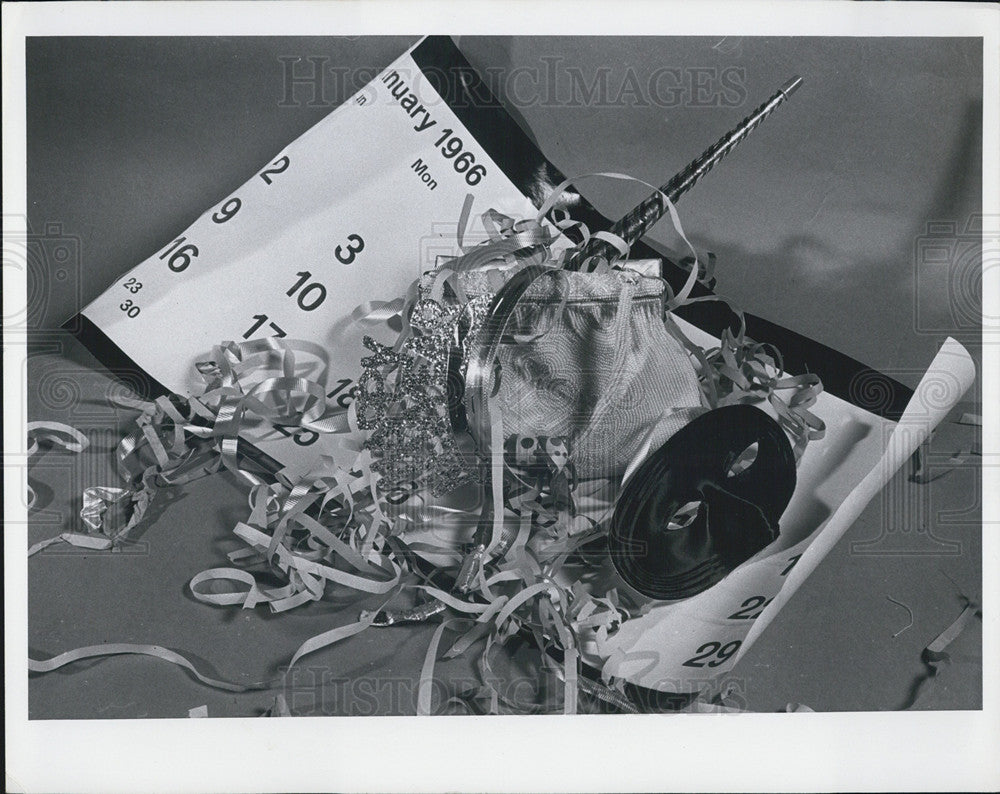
[563,76,803,272]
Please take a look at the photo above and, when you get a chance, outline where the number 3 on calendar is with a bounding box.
[334,233,365,265]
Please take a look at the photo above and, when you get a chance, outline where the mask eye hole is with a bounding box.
[726,442,759,478]
[665,500,702,530]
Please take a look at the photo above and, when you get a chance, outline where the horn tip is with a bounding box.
[780,76,803,98]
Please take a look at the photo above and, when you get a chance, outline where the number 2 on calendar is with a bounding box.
[259,155,290,185]
[681,640,741,668]
[727,596,773,621]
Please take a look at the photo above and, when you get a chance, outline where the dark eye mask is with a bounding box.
[608,403,796,601]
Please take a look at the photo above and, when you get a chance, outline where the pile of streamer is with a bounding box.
[32,182,827,715]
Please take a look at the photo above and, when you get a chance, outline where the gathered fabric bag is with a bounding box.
[450,264,705,482]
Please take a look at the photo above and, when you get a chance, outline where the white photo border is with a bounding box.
[4,2,998,792]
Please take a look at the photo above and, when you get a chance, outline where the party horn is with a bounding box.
[563,75,803,271]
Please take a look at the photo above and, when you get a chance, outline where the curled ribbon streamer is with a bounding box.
[417,619,457,716]
[444,618,497,659]
[31,595,405,697]
[538,596,579,715]
[287,590,400,669]
[28,533,112,557]
[473,633,553,715]
[533,172,701,293]
[26,421,89,511]
[896,598,981,710]
[29,644,271,693]
[412,585,491,614]
[189,567,299,610]
[232,523,401,595]
[662,296,825,458]
[495,582,557,628]
[26,421,89,454]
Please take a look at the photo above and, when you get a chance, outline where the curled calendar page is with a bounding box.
[70,36,974,697]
